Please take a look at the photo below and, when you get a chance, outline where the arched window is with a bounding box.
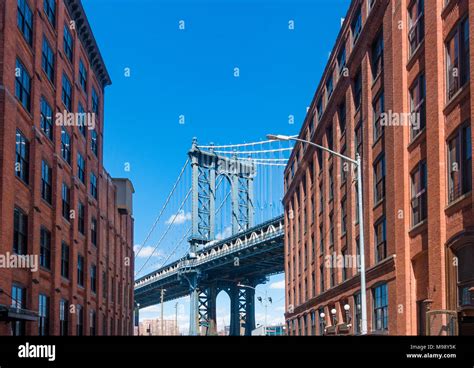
[456,244,474,308]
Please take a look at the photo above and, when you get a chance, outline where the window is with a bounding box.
[17,0,33,45]
[90,310,96,336]
[91,264,97,294]
[92,88,99,115]
[42,37,54,82]
[408,0,424,56]
[79,59,87,92]
[411,161,427,226]
[326,126,333,151]
[340,145,347,183]
[11,285,26,336]
[311,311,316,335]
[341,248,347,281]
[329,212,334,246]
[373,92,385,141]
[90,172,98,199]
[15,130,29,183]
[353,70,362,111]
[330,258,336,287]
[410,73,426,140]
[354,293,362,334]
[446,18,470,100]
[91,129,98,156]
[319,223,324,254]
[317,96,323,121]
[455,244,474,308]
[373,283,388,332]
[375,217,387,262]
[63,24,73,61]
[91,217,97,246]
[355,123,363,157]
[111,278,115,302]
[448,124,472,202]
[341,197,347,235]
[78,103,87,137]
[40,97,53,141]
[61,242,69,279]
[337,46,346,75]
[319,265,325,293]
[62,74,72,111]
[43,0,55,26]
[62,183,70,220]
[355,237,360,272]
[317,149,323,173]
[374,154,385,203]
[41,160,52,204]
[77,254,85,287]
[13,208,28,255]
[77,153,86,184]
[338,102,346,134]
[15,59,31,111]
[371,31,384,79]
[76,305,83,336]
[102,272,107,301]
[328,167,334,201]
[59,299,68,336]
[61,128,71,164]
[78,202,85,235]
[40,227,51,269]
[326,76,333,102]
[38,294,49,336]
[351,6,362,44]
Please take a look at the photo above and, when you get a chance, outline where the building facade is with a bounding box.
[137,319,179,336]
[284,0,474,335]
[0,0,135,335]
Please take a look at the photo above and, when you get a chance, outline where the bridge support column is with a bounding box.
[188,273,199,336]
[198,285,217,335]
[244,287,256,336]
[229,284,241,336]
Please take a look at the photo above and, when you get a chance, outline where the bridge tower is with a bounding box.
[187,138,256,335]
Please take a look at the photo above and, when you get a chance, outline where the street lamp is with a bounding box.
[267,133,368,335]
[330,308,337,326]
[319,312,326,335]
[344,303,352,328]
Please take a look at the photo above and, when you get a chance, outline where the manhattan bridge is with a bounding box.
[134,137,295,335]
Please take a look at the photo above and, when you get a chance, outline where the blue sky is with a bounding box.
[82,0,351,333]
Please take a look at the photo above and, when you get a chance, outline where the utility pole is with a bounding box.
[160,288,165,336]
[264,289,268,334]
[174,302,179,335]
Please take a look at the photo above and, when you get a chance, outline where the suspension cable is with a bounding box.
[135,159,190,258]
[135,187,192,277]
[213,147,293,155]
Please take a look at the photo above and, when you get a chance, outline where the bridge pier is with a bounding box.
[188,272,199,336]
[244,286,256,336]
[229,284,241,336]
[198,285,217,335]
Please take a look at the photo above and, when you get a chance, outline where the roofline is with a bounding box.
[64,0,112,88]
[284,0,360,173]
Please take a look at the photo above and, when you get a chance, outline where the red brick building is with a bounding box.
[284,0,474,335]
[0,0,135,335]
